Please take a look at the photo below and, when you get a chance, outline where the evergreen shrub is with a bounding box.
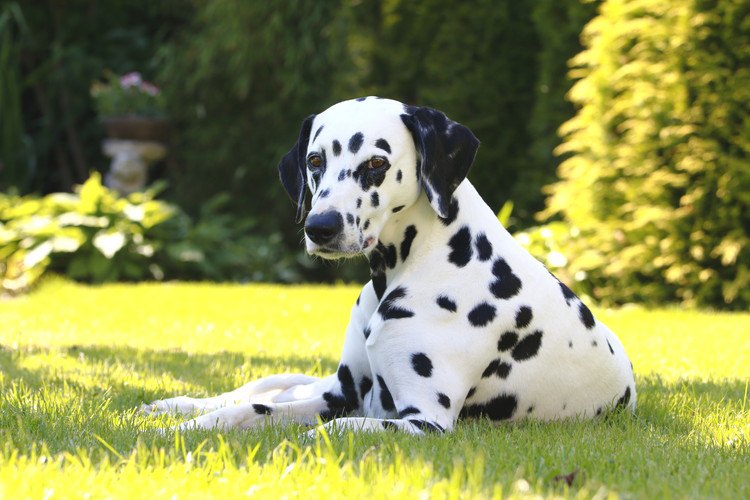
[544,0,750,309]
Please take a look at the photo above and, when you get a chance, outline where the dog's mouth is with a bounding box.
[307,236,377,260]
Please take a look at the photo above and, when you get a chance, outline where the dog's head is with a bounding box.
[278,97,479,258]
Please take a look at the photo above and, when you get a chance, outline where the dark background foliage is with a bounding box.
[2,0,748,309]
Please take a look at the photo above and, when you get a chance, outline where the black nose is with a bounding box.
[304,211,344,245]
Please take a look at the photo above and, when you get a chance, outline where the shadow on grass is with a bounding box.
[0,343,338,410]
[2,343,746,420]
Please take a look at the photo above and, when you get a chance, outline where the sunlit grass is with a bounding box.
[1,277,748,498]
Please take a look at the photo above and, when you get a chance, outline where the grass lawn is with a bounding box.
[1,278,748,498]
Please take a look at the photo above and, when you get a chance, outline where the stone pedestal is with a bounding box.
[102,139,167,196]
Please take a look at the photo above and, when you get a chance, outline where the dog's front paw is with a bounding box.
[139,396,197,416]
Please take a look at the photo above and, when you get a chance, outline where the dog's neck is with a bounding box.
[367,181,485,300]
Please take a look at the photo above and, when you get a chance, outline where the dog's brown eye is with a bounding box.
[368,157,386,169]
[308,154,323,169]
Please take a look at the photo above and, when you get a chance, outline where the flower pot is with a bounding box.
[102,116,170,143]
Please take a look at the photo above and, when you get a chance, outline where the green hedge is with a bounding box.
[543,0,750,309]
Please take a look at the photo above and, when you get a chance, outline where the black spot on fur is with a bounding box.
[490,257,522,299]
[371,191,379,207]
[359,376,373,400]
[348,132,364,154]
[596,407,603,416]
[338,169,347,181]
[411,352,433,377]
[356,97,367,102]
[372,274,386,300]
[607,339,615,355]
[310,170,321,191]
[408,419,445,433]
[615,387,632,410]
[468,302,496,327]
[363,326,371,339]
[313,125,324,142]
[318,188,330,199]
[369,245,388,300]
[332,140,342,156]
[356,198,362,208]
[378,286,414,320]
[379,243,397,268]
[377,375,395,411]
[437,393,451,409]
[482,359,500,378]
[515,306,533,329]
[592,340,598,347]
[466,387,476,399]
[321,392,348,419]
[527,406,534,414]
[559,281,577,305]
[398,407,421,418]
[439,197,459,226]
[356,216,361,226]
[346,213,355,225]
[400,225,417,262]
[460,393,518,421]
[448,226,473,267]
[512,330,543,361]
[579,302,596,329]
[392,205,405,213]
[568,341,573,348]
[436,295,457,312]
[381,420,397,430]
[363,219,371,230]
[497,331,518,352]
[396,170,403,182]
[482,359,512,379]
[375,138,391,154]
[252,404,272,415]
[475,233,492,261]
[337,364,359,412]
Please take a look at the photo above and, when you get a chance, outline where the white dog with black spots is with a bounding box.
[142,97,636,434]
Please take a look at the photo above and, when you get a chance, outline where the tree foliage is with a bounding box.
[545,0,750,309]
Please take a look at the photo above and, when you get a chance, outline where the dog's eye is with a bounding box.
[367,157,387,169]
[307,154,324,169]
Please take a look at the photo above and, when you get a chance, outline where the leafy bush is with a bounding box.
[543,0,750,309]
[0,174,297,293]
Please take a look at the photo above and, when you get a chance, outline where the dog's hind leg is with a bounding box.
[141,373,320,416]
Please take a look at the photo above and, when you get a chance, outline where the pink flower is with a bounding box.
[140,81,161,96]
[120,72,143,88]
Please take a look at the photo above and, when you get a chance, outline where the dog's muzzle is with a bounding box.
[304,211,344,247]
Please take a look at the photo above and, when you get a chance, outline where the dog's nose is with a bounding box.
[305,211,344,245]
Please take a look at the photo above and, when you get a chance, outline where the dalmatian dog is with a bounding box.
[142,97,636,434]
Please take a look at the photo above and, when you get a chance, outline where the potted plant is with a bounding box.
[91,71,170,142]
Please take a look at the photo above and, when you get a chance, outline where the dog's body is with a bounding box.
[144,98,635,433]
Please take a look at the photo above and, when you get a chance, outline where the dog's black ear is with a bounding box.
[278,114,316,222]
[401,106,479,218]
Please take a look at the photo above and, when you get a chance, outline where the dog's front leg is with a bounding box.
[141,373,320,416]
[174,393,333,431]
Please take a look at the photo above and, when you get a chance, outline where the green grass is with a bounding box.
[1,278,748,498]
